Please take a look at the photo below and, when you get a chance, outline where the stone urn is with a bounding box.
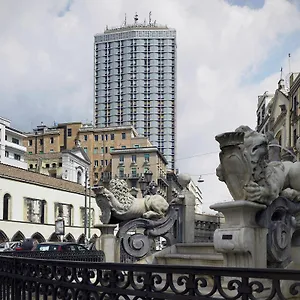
[215,131,252,200]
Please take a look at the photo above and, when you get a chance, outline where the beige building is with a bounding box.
[256,73,300,160]
[24,122,152,186]
[256,79,290,145]
[110,146,168,198]
[289,73,300,153]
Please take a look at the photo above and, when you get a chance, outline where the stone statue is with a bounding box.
[216,126,300,205]
[94,178,169,223]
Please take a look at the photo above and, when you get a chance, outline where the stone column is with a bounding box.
[94,224,120,263]
[210,200,267,268]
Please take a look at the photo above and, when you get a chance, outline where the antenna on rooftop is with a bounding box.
[288,53,291,74]
[124,13,127,26]
[149,11,152,25]
[134,12,138,24]
[280,67,283,80]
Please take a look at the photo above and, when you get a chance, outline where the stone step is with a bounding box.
[175,242,217,255]
[156,253,224,267]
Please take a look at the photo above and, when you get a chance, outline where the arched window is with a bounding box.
[77,171,82,184]
[0,230,9,243]
[31,232,46,243]
[65,233,75,242]
[3,194,11,220]
[11,231,25,241]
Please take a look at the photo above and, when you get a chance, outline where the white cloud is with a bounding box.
[1,0,300,212]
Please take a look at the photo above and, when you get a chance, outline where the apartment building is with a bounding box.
[94,14,177,170]
[24,122,152,185]
[0,117,27,169]
[110,146,168,198]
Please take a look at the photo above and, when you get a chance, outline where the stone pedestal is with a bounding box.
[210,201,267,268]
[94,224,120,263]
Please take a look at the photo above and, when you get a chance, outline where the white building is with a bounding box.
[26,147,90,187]
[94,14,177,170]
[0,163,101,243]
[187,179,203,214]
[0,117,27,169]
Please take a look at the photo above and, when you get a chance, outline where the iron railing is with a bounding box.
[0,255,300,299]
[0,250,105,262]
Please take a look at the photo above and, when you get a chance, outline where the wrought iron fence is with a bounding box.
[0,250,105,262]
[0,255,300,299]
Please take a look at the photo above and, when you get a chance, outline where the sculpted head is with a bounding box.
[235,126,268,164]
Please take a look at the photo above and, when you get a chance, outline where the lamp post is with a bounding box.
[138,170,158,197]
[138,175,147,197]
[84,168,88,243]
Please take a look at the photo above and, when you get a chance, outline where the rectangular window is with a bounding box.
[121,146,126,149]
[120,155,124,162]
[101,147,104,153]
[28,140,33,146]
[105,134,108,140]
[50,137,54,144]
[67,128,72,137]
[14,154,20,161]
[94,160,99,167]
[5,151,9,157]
[5,135,7,141]
[84,135,88,141]
[111,134,115,140]
[105,160,108,166]
[101,160,104,166]
[144,153,150,162]
[95,135,98,141]
[105,147,108,153]
[12,138,19,145]
[134,144,140,148]
[101,135,104,141]
[50,149,54,152]
[132,168,137,177]
[122,132,126,139]
[84,147,87,153]
[119,168,125,178]
[40,139,43,145]
[110,146,114,152]
[94,147,98,154]
[132,155,136,163]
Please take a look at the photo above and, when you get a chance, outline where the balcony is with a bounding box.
[5,140,26,152]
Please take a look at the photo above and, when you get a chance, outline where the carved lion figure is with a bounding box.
[94,178,169,223]
[217,126,300,205]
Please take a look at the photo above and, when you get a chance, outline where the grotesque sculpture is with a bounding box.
[216,126,300,205]
[94,178,169,223]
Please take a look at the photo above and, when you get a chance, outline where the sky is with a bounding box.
[1,0,300,213]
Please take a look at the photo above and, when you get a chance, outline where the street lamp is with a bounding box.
[138,175,148,196]
[144,170,153,183]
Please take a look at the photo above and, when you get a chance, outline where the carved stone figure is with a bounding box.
[216,126,300,205]
[94,178,169,223]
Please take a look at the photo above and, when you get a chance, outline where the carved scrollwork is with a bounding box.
[117,206,177,258]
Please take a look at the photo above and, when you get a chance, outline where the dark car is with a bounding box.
[15,238,36,251]
[35,242,88,252]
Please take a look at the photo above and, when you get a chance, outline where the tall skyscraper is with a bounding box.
[94,13,176,170]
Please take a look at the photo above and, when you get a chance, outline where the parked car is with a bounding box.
[35,242,88,252]
[15,238,37,251]
[0,242,21,252]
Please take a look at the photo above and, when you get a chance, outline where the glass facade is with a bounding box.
[94,25,176,170]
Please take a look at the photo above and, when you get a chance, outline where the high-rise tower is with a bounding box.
[94,14,176,170]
